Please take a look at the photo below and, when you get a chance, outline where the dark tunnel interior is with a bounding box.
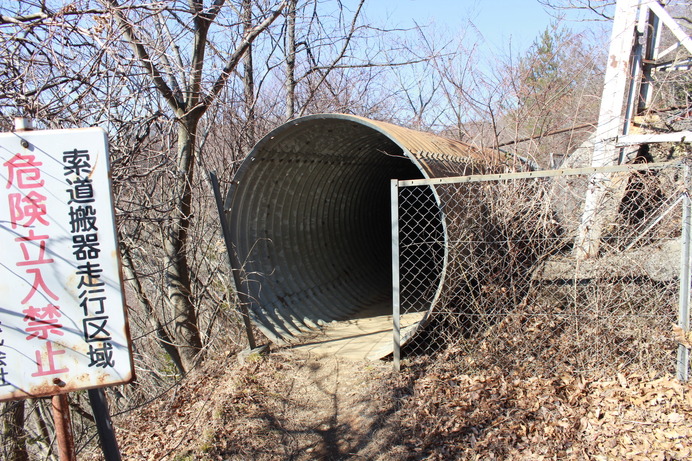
[226,117,445,343]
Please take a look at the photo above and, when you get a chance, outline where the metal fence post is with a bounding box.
[678,166,691,382]
[391,179,401,372]
[88,388,122,461]
[52,394,76,461]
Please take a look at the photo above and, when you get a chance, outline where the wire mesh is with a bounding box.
[397,162,690,377]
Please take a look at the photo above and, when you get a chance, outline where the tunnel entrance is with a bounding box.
[226,115,445,345]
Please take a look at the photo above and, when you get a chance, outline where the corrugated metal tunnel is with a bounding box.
[225,114,497,345]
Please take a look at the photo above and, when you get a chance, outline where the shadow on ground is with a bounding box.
[206,349,417,460]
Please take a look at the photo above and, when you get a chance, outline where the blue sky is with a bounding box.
[362,0,605,55]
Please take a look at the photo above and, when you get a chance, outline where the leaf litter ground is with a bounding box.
[82,347,692,460]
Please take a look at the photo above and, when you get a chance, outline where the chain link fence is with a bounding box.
[394,161,691,378]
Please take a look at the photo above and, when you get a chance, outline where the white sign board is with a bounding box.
[0,127,133,401]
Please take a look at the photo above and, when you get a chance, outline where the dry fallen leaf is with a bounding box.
[667,412,684,424]
[672,324,692,348]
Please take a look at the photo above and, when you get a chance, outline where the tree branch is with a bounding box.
[203,1,287,112]
[120,239,186,375]
[103,0,183,113]
[0,12,48,25]
[298,0,366,116]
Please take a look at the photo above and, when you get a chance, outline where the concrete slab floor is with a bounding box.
[290,311,425,361]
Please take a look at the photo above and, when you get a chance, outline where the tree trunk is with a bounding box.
[101,0,287,372]
[242,0,256,147]
[121,242,185,375]
[285,0,297,120]
[2,401,28,461]
[164,118,204,372]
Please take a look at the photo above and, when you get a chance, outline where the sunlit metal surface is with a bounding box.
[225,114,499,345]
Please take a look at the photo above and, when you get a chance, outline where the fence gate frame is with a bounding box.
[392,162,691,379]
[390,0,692,376]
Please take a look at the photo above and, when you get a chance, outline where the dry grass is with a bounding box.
[77,345,692,461]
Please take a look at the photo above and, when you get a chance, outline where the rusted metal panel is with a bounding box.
[344,115,501,177]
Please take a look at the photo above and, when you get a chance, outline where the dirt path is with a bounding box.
[103,347,409,460]
[207,349,407,460]
[90,343,692,461]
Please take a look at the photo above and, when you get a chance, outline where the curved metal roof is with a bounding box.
[225,114,499,350]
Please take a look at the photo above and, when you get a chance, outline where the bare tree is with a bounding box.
[284,0,297,119]
[498,23,605,166]
[99,0,287,371]
[242,0,257,146]
[538,0,616,20]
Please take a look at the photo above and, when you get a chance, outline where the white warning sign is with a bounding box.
[0,127,133,401]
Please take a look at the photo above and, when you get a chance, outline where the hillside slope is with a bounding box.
[83,348,692,460]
